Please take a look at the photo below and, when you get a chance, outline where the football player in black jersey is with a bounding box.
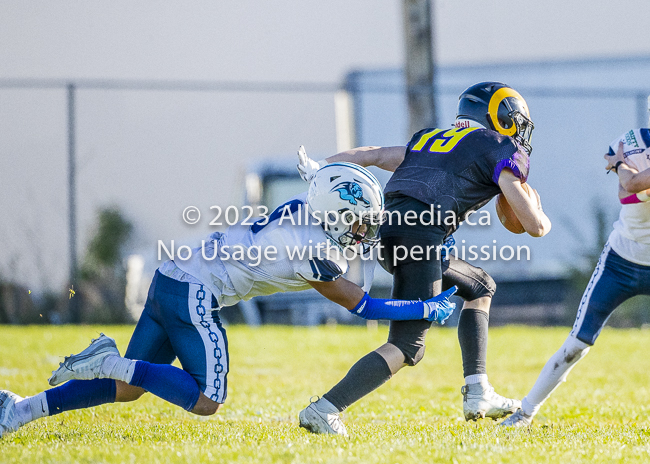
[297,82,551,435]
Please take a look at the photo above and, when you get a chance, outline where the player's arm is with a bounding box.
[616,164,650,194]
[498,169,552,237]
[307,277,457,324]
[308,277,365,309]
[324,146,406,172]
[297,145,405,181]
[604,142,650,194]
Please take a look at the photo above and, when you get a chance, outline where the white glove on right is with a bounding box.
[296,145,327,182]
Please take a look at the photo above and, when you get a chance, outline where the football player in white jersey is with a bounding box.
[501,129,650,426]
[0,162,458,438]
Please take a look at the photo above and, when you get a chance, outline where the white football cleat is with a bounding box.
[0,390,23,438]
[299,398,348,437]
[48,333,120,386]
[461,383,521,421]
[500,408,533,427]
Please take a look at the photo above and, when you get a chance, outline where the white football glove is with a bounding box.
[297,145,327,182]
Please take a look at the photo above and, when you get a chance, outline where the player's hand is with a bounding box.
[440,235,455,261]
[423,286,458,324]
[604,141,625,172]
[297,145,324,182]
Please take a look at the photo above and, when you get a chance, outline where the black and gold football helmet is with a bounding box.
[455,82,534,155]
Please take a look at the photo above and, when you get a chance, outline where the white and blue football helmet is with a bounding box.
[306,162,384,254]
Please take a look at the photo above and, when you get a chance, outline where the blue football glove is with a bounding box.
[423,285,458,324]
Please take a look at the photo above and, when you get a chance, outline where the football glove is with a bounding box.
[297,145,326,182]
[441,235,455,261]
[423,286,458,324]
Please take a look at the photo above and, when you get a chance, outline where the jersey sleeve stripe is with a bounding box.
[308,258,342,282]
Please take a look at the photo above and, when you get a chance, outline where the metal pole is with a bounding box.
[67,83,79,323]
[334,89,357,152]
[403,0,436,134]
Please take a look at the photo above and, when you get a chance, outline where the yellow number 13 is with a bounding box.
[411,127,478,154]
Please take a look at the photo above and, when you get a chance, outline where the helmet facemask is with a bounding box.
[306,162,385,257]
[334,211,382,255]
[495,96,534,156]
[510,110,534,156]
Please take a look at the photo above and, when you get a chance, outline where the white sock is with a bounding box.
[101,355,137,383]
[14,392,49,426]
[464,374,489,386]
[14,398,32,425]
[28,392,49,421]
[520,397,538,417]
[521,336,590,417]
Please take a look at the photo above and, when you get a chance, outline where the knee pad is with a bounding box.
[483,272,496,298]
[388,337,427,366]
[387,319,431,366]
[444,260,496,301]
[472,269,496,300]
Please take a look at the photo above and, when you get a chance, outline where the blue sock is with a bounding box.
[129,361,201,412]
[46,379,116,416]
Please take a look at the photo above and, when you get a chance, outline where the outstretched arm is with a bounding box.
[307,277,456,324]
[297,145,406,182]
[324,146,407,172]
[308,276,366,310]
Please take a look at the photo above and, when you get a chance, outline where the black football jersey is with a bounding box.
[384,127,529,232]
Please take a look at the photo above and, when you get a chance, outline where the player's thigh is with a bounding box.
[124,285,176,364]
[161,283,229,405]
[381,235,443,299]
[441,255,496,301]
[571,246,640,344]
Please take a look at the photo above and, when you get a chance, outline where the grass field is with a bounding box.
[1,324,649,463]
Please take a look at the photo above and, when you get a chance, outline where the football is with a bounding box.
[495,183,532,234]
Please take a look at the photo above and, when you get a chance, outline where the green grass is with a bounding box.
[1,324,649,463]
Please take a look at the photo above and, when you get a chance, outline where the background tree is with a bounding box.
[78,206,133,323]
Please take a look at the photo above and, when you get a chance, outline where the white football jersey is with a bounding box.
[608,129,650,265]
[171,193,355,307]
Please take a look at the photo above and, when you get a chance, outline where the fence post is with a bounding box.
[67,83,79,323]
